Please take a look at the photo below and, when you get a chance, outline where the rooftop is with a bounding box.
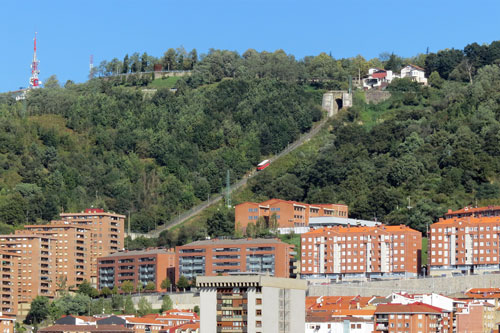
[375,302,444,314]
[181,238,287,247]
[100,248,174,258]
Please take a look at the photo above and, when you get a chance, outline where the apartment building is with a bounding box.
[18,223,92,289]
[197,274,307,333]
[0,250,20,317]
[176,238,296,282]
[443,206,500,220]
[374,303,446,333]
[97,248,175,292]
[300,225,422,279]
[0,315,15,333]
[429,208,500,276]
[0,234,57,311]
[235,199,348,234]
[59,209,126,282]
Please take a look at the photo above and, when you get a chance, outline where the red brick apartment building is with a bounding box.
[235,199,348,233]
[176,238,296,281]
[0,250,20,317]
[300,225,421,279]
[429,206,500,276]
[374,303,447,333]
[0,234,57,315]
[97,248,175,292]
[0,208,125,315]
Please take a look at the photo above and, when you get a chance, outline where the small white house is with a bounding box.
[400,64,428,85]
[362,68,398,90]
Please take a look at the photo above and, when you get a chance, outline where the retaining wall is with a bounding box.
[307,274,500,297]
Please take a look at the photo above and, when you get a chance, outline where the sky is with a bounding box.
[1,0,499,92]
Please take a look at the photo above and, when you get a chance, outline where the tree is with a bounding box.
[160,295,173,312]
[122,54,129,74]
[100,287,112,297]
[111,294,124,311]
[124,295,135,314]
[44,75,60,89]
[176,276,189,291]
[137,297,153,316]
[206,209,234,237]
[78,280,98,298]
[120,281,134,294]
[193,305,200,315]
[24,296,50,324]
[145,281,156,291]
[160,277,171,290]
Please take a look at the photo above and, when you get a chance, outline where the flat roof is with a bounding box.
[182,238,285,247]
[100,248,174,258]
[197,274,307,290]
[309,216,381,227]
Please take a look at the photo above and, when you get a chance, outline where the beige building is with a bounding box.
[197,274,307,333]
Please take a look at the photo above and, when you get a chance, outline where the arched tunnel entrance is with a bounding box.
[335,98,343,110]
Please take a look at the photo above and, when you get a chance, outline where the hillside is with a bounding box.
[1,42,500,248]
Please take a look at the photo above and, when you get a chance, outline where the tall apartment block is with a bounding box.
[59,208,126,283]
[176,238,297,282]
[300,225,422,279]
[235,199,348,234]
[197,275,307,333]
[97,248,175,292]
[18,223,92,290]
[0,234,57,315]
[0,250,20,317]
[429,206,500,276]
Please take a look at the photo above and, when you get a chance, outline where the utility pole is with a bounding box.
[225,170,231,208]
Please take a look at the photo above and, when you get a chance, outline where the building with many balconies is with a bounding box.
[97,248,175,292]
[429,207,500,276]
[300,225,422,280]
[197,274,307,333]
[176,238,296,282]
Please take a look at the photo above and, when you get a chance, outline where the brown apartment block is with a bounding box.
[59,208,126,283]
[0,234,56,314]
[300,225,422,279]
[235,198,348,233]
[429,206,500,276]
[0,250,20,317]
[176,238,297,282]
[17,223,92,290]
[97,248,175,292]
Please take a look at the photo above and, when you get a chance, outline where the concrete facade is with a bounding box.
[197,275,307,333]
[322,91,352,117]
[308,274,500,297]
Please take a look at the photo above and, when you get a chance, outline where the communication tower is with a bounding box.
[89,54,95,79]
[29,32,41,89]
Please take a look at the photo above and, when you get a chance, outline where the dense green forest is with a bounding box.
[1,41,500,245]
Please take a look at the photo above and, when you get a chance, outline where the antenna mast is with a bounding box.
[89,54,95,79]
[29,32,41,88]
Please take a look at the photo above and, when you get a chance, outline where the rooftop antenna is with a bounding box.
[29,32,41,89]
[89,54,95,79]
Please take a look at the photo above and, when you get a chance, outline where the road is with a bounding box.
[139,115,331,238]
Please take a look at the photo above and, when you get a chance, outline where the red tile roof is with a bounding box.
[375,302,443,314]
